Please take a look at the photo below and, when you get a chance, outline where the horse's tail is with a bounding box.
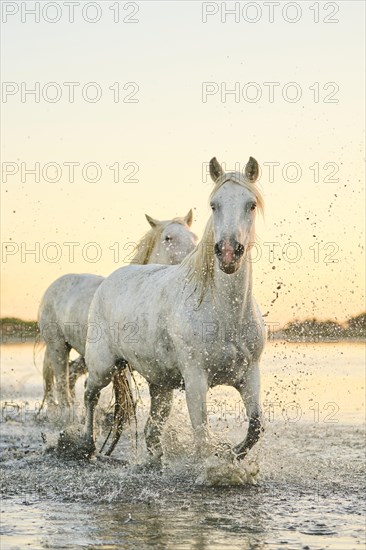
[100,363,137,456]
[33,323,43,366]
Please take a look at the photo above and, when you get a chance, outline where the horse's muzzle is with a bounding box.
[215,239,245,273]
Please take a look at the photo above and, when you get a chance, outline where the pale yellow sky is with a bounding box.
[1,1,365,325]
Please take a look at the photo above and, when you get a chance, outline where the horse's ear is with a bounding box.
[209,157,224,182]
[245,157,259,182]
[145,214,160,228]
[184,209,193,227]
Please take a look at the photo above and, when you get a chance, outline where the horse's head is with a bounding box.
[209,156,261,274]
[146,210,198,265]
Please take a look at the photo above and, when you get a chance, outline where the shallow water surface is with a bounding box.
[1,342,365,549]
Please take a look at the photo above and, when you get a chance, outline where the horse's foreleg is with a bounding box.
[83,354,115,456]
[234,363,263,459]
[83,377,101,456]
[83,369,113,455]
[184,369,209,457]
[144,384,173,461]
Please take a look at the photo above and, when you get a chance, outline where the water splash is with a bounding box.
[195,453,259,486]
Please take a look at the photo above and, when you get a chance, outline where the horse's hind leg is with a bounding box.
[41,345,57,408]
[144,384,173,462]
[50,340,72,410]
[42,341,71,411]
[69,355,87,398]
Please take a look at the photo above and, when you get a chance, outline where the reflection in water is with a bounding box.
[2,489,271,549]
[2,468,365,550]
[0,342,365,549]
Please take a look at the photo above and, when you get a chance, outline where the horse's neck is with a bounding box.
[213,259,254,320]
[148,246,163,264]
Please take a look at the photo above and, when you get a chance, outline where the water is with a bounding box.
[1,342,365,549]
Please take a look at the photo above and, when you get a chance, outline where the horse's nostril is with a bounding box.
[214,243,221,256]
[235,243,244,258]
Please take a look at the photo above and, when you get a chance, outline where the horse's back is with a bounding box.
[93,264,173,302]
[91,263,177,314]
[39,274,104,315]
[39,273,105,352]
[89,264,180,342]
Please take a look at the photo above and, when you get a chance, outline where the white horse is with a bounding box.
[38,210,197,409]
[82,157,266,462]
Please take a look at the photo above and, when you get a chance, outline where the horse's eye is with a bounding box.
[250,203,257,211]
[165,236,172,242]
[210,203,216,211]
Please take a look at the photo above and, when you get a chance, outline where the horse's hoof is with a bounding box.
[57,430,95,460]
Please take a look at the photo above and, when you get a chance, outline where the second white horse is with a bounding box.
[38,210,197,409]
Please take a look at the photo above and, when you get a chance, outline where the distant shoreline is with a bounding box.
[1,315,365,346]
[1,335,40,345]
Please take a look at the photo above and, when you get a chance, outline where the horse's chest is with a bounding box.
[208,342,250,385]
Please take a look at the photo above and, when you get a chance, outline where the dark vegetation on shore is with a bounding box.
[1,313,365,343]
[1,318,39,342]
[276,312,366,342]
